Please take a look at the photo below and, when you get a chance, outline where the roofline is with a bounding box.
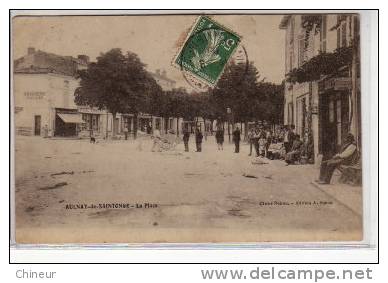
[150,72,176,84]
[279,15,292,29]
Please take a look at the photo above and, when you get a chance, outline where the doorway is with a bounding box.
[34,115,41,136]
[319,91,349,158]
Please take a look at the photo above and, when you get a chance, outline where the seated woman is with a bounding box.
[285,134,303,165]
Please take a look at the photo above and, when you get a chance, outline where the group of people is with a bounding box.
[182,125,242,153]
[152,123,359,185]
[246,124,314,166]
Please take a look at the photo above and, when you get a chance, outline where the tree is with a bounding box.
[75,48,161,139]
[208,61,283,137]
[211,61,262,139]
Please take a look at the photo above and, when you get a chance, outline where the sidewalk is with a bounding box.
[311,172,362,217]
[245,155,362,218]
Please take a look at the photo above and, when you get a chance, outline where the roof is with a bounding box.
[150,72,176,84]
[279,15,292,29]
[13,50,86,77]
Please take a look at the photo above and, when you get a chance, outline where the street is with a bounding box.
[14,136,362,243]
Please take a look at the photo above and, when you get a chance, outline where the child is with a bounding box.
[258,133,267,157]
[90,130,96,143]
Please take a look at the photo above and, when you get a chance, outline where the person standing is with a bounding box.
[253,127,261,157]
[247,128,255,156]
[284,125,296,153]
[265,128,273,158]
[43,124,49,138]
[151,128,162,152]
[283,125,290,153]
[215,127,224,150]
[258,130,267,157]
[183,128,190,152]
[123,125,129,140]
[232,126,241,153]
[195,128,203,152]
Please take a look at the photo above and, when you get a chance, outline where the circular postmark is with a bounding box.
[175,19,249,92]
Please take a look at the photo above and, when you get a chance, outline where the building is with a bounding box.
[13,48,178,138]
[14,48,95,137]
[279,14,361,163]
[150,69,182,135]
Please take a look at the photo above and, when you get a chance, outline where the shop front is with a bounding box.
[318,77,351,158]
[54,108,85,137]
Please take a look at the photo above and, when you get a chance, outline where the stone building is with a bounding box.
[279,14,361,163]
[13,48,178,138]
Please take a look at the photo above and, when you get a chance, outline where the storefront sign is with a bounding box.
[14,106,23,114]
[324,78,351,91]
[24,91,45,99]
[77,106,105,114]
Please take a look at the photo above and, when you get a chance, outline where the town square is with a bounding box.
[12,14,362,243]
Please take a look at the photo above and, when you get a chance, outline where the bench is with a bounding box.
[337,153,362,186]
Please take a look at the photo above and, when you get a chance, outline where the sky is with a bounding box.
[12,14,285,88]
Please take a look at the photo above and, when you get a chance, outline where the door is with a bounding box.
[320,94,337,158]
[34,115,41,136]
[113,118,119,134]
[320,92,349,158]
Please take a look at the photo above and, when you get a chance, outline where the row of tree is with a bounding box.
[75,48,284,139]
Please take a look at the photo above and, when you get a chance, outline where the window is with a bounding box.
[329,99,335,123]
[336,100,342,145]
[298,36,305,66]
[287,102,294,125]
[320,15,327,52]
[289,18,295,44]
[336,16,348,48]
[81,113,99,132]
[63,80,70,107]
[287,17,295,71]
[341,22,347,47]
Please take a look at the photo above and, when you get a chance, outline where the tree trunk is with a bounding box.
[244,121,249,141]
[112,112,117,138]
[176,117,180,136]
[227,120,230,143]
[133,113,138,139]
[150,115,154,135]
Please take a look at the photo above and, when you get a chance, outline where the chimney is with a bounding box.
[27,47,35,55]
[77,55,90,64]
[156,69,160,76]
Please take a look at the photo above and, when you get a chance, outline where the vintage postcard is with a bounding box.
[12,12,363,244]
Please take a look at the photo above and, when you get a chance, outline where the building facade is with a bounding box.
[279,14,361,163]
[13,48,178,138]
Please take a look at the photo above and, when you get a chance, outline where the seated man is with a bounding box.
[285,134,303,165]
[317,133,358,184]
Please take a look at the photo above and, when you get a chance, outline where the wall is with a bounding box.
[14,73,80,136]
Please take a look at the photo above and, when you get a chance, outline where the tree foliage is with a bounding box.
[76,48,284,138]
[286,46,353,84]
[75,48,161,137]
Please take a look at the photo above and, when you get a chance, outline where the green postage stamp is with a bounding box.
[174,16,241,86]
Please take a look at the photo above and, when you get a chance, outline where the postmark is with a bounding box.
[174,16,242,88]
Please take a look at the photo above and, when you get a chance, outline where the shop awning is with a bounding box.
[57,113,85,124]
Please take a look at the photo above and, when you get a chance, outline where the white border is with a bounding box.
[8,9,378,263]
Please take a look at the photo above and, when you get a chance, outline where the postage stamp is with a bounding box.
[174,16,241,86]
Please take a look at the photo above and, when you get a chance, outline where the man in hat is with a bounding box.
[195,127,203,152]
[316,133,358,184]
[232,126,241,153]
[183,127,190,152]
